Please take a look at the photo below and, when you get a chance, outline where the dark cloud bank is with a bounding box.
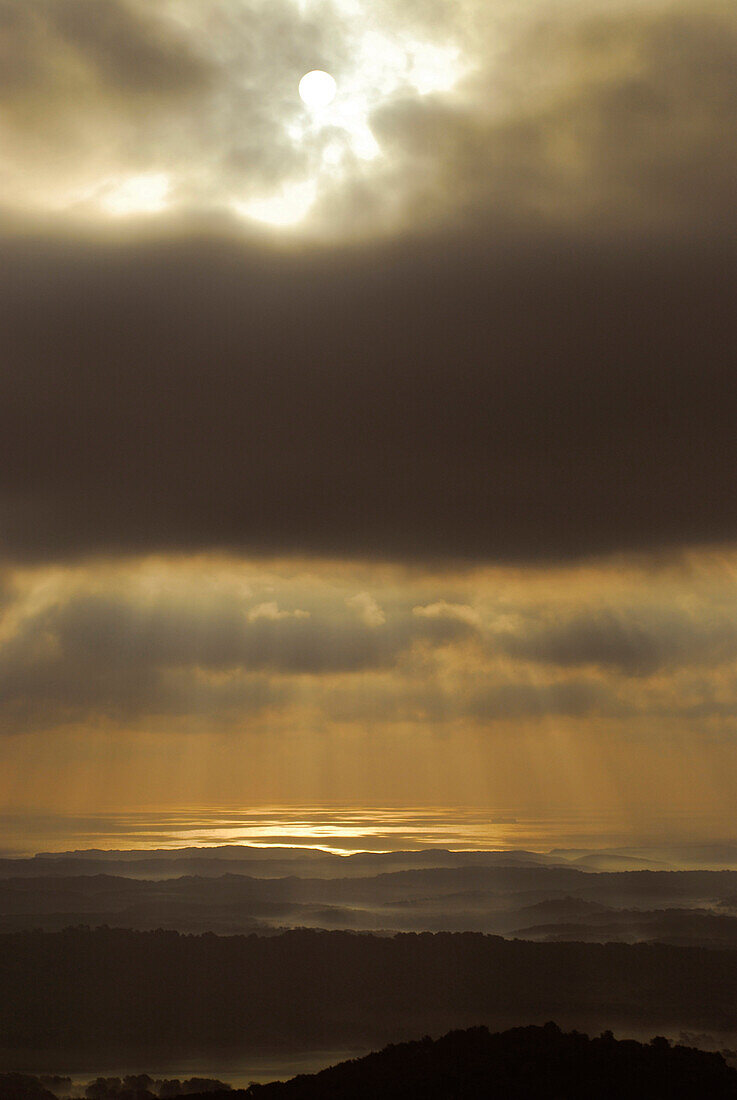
[1,227,733,566]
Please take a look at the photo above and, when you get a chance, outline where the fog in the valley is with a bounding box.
[2,843,737,1089]
[3,844,737,945]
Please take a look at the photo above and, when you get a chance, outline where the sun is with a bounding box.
[240,40,464,229]
[299,70,338,109]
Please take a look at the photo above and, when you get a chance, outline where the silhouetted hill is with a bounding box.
[181,1024,737,1099]
[0,1074,57,1099]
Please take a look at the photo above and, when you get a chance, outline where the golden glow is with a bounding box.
[3,804,736,860]
[232,20,464,230]
[0,1,467,233]
[2,550,737,834]
[233,179,318,227]
[100,174,171,217]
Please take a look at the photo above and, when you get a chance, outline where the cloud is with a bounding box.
[0,0,209,102]
[0,1,734,236]
[0,0,214,205]
[368,4,737,235]
[4,556,737,736]
[316,660,627,724]
[414,601,480,627]
[494,607,737,676]
[0,576,476,731]
[346,592,386,627]
[466,678,622,722]
[0,0,466,221]
[248,601,310,622]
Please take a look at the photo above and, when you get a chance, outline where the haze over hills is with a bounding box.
[2,845,737,946]
[12,841,737,873]
[3,841,737,1088]
[0,847,560,882]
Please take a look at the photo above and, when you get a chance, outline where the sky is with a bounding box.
[0,0,736,843]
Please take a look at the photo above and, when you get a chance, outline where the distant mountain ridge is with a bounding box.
[32,846,332,862]
[8,842,737,877]
[0,849,558,882]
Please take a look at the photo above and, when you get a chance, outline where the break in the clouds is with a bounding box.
[0,0,735,235]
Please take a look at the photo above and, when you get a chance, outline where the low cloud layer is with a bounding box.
[2,555,737,736]
[0,565,476,730]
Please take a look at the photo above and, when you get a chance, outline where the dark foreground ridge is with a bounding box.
[201,1024,737,1099]
[3,1026,735,1099]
